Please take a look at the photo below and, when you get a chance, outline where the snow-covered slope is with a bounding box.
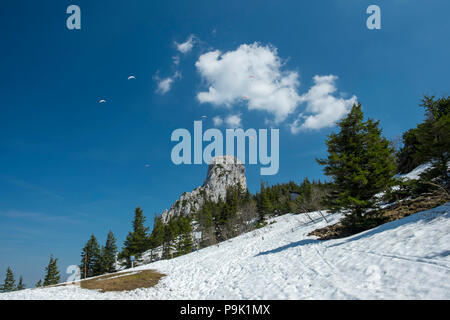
[396,161,449,181]
[2,204,449,300]
[396,163,433,180]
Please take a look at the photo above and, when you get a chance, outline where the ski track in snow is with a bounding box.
[1,204,449,300]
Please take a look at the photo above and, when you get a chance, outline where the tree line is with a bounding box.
[79,230,118,278]
[0,267,25,293]
[1,254,62,292]
[119,207,194,265]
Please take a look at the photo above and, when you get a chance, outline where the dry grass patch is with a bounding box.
[78,270,165,292]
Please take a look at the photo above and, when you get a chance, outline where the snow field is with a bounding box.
[1,204,449,300]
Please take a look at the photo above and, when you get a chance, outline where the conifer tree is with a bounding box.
[416,96,450,190]
[317,103,396,228]
[1,267,16,292]
[162,217,178,259]
[35,279,42,288]
[101,230,118,274]
[43,255,61,286]
[123,207,150,256]
[80,235,102,278]
[17,276,25,290]
[397,95,449,183]
[150,215,165,249]
[148,215,165,261]
[257,182,271,219]
[177,216,193,255]
[169,217,181,256]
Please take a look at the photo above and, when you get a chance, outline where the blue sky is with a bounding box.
[0,0,449,286]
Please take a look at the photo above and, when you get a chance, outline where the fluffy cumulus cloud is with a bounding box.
[174,41,356,132]
[290,75,357,133]
[195,43,301,123]
[175,35,195,54]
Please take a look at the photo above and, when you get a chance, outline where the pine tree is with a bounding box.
[148,215,165,261]
[293,178,316,213]
[162,217,178,259]
[16,276,25,290]
[169,217,181,256]
[317,103,396,229]
[397,95,449,186]
[397,127,426,173]
[43,255,61,286]
[122,207,150,263]
[35,279,42,288]
[1,267,16,292]
[177,216,193,255]
[257,182,271,220]
[150,216,165,248]
[416,96,450,191]
[80,234,102,278]
[101,230,118,274]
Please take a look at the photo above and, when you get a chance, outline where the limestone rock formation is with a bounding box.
[161,155,246,223]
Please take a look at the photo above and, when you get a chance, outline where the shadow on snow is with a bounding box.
[255,239,320,256]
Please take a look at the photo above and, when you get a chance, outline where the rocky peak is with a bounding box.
[161,156,247,223]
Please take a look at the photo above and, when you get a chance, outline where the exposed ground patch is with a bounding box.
[309,192,449,240]
[60,270,165,292]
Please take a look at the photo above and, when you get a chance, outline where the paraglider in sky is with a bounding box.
[242,96,248,100]
[201,115,207,119]
[128,75,136,80]
[98,99,106,103]
[145,164,150,168]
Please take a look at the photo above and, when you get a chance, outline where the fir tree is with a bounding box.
[397,95,449,185]
[162,217,179,259]
[80,235,102,278]
[16,276,25,290]
[168,217,180,256]
[397,127,426,173]
[148,215,165,261]
[177,216,193,255]
[101,230,118,274]
[257,182,271,219]
[416,96,450,191]
[43,255,61,286]
[35,279,42,288]
[162,223,172,259]
[317,103,396,229]
[1,267,16,292]
[122,207,150,263]
[150,215,165,249]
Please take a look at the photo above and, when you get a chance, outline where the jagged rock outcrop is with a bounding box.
[161,156,247,223]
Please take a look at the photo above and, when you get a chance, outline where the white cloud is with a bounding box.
[156,77,174,94]
[172,55,180,65]
[155,71,181,95]
[225,114,242,128]
[195,43,301,123]
[290,75,357,133]
[193,42,356,132]
[212,116,223,126]
[175,35,195,54]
